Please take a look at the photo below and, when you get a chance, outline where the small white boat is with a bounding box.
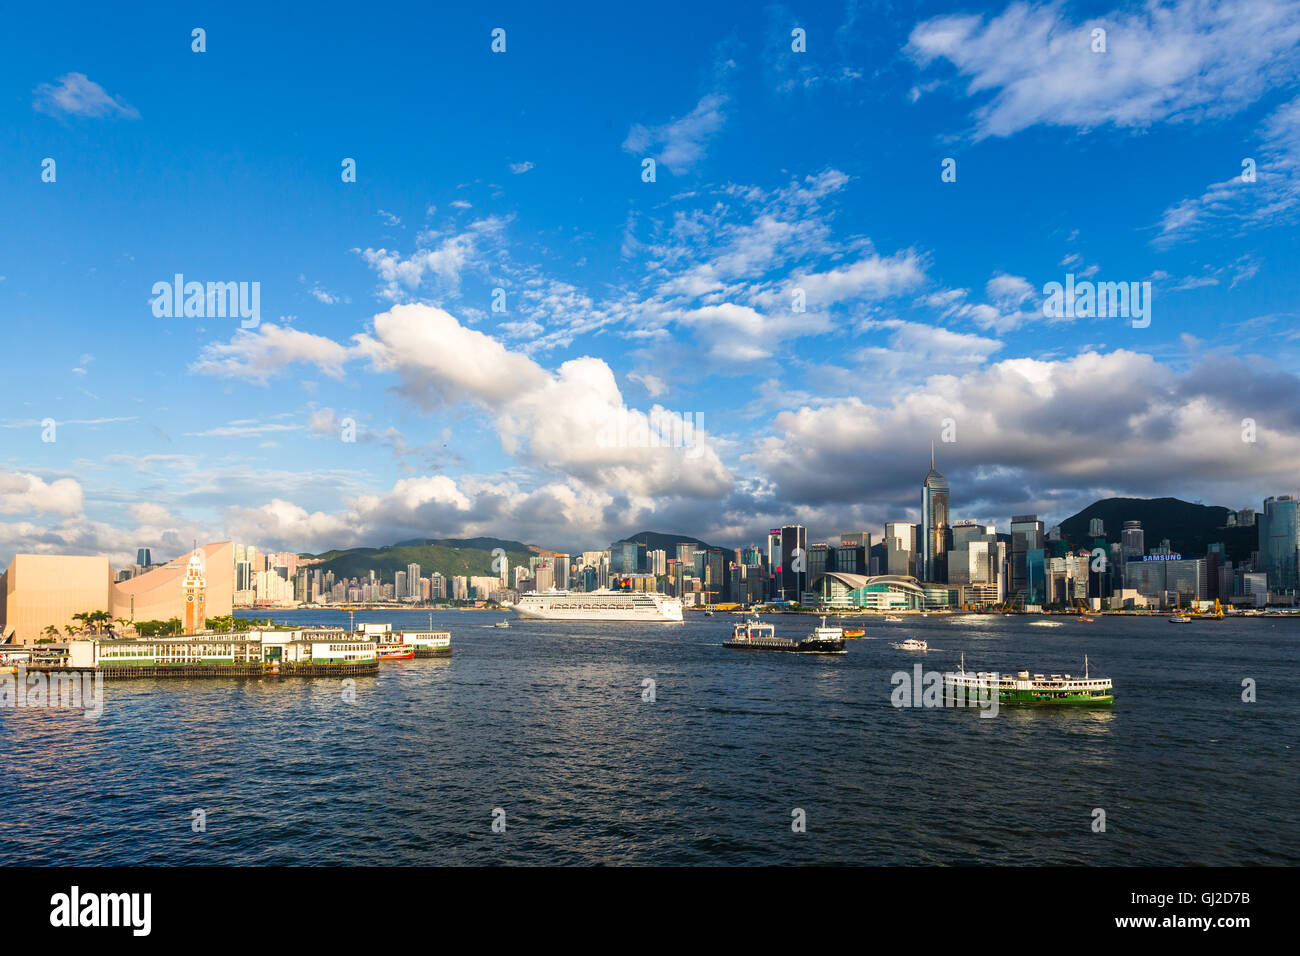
[493,620,511,628]
[1168,615,1192,624]
[884,615,904,623]
[1029,620,1063,628]
[893,638,929,651]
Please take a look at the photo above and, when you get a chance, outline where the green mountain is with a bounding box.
[301,537,538,581]
[1059,497,1256,562]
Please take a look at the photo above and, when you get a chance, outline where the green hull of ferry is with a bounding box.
[997,688,1113,706]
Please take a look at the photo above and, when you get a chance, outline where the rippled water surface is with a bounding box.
[1,610,1296,865]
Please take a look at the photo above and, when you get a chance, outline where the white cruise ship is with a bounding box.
[513,588,683,622]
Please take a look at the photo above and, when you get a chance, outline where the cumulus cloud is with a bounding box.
[191,323,352,384]
[354,304,735,498]
[747,349,1300,523]
[0,472,84,517]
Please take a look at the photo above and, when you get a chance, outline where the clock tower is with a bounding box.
[182,547,207,635]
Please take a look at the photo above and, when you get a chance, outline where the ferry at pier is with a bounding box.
[513,588,683,622]
[375,642,415,660]
[724,615,846,654]
[944,654,1114,706]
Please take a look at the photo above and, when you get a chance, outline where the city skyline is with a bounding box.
[5,0,1300,567]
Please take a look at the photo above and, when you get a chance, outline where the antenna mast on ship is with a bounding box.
[1085,653,1089,678]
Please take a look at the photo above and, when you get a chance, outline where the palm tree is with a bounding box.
[42,625,59,641]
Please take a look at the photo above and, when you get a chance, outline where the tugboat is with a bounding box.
[724,614,846,654]
[799,616,847,654]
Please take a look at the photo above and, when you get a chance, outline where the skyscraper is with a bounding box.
[921,448,950,583]
[885,522,917,577]
[136,548,152,568]
[1120,520,1145,587]
[407,563,421,599]
[1010,515,1044,600]
[779,525,807,601]
[1259,495,1300,595]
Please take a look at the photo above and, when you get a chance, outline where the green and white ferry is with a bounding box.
[944,654,1114,706]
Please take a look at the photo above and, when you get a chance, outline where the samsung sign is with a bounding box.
[1143,553,1183,562]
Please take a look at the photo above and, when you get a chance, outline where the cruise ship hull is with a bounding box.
[513,593,683,623]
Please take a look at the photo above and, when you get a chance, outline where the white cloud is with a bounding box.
[356,304,734,497]
[509,161,535,174]
[748,349,1300,514]
[907,0,1300,139]
[191,323,352,384]
[627,371,669,397]
[356,216,506,300]
[33,73,139,119]
[623,93,728,173]
[1156,94,1300,245]
[0,472,84,517]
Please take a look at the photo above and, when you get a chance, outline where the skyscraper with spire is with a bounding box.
[921,445,950,583]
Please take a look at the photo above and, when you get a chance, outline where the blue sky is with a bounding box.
[3,0,1300,565]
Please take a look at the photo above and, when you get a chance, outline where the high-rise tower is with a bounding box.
[921,446,950,583]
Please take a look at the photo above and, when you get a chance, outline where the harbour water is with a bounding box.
[1,610,1296,865]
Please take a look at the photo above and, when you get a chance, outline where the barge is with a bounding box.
[724,615,846,654]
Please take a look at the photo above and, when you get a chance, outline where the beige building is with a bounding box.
[0,541,234,645]
[0,554,114,644]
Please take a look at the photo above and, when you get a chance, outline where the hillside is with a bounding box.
[301,537,538,581]
[621,530,726,554]
[1059,497,1255,562]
